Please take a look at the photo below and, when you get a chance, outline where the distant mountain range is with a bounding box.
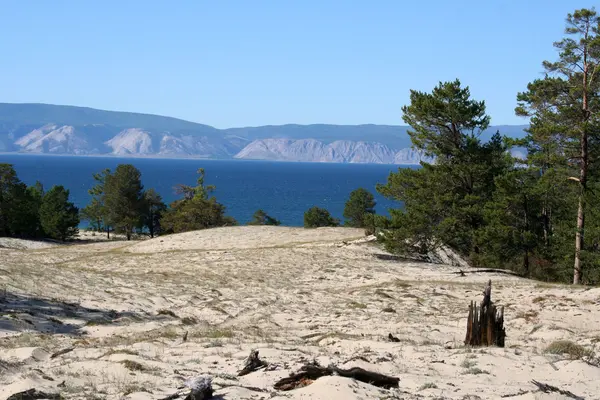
[0,103,528,164]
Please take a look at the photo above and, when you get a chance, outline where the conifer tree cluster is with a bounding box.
[0,163,79,241]
[376,8,600,285]
[81,165,237,239]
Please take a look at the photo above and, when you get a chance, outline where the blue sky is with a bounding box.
[0,1,588,128]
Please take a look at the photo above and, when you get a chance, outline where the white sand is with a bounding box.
[1,226,599,399]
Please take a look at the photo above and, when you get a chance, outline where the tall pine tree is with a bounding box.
[104,164,145,240]
[516,8,600,284]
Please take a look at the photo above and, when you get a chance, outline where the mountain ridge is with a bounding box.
[0,103,529,165]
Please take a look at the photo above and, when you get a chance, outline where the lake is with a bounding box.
[0,154,410,226]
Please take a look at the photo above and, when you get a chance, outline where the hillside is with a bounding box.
[0,103,528,164]
[1,226,598,399]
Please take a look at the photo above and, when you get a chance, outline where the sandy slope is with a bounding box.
[1,226,599,400]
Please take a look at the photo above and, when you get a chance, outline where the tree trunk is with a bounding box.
[106,226,110,239]
[574,36,590,286]
[149,211,154,238]
[574,180,586,284]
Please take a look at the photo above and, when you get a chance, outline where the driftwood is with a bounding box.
[50,347,74,359]
[531,380,584,400]
[274,361,400,391]
[464,280,505,347]
[6,389,62,400]
[387,333,401,342]
[160,375,214,400]
[238,349,268,376]
[454,269,522,277]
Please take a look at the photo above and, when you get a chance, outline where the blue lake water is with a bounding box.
[0,154,410,226]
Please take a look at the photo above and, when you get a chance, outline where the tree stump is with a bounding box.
[464,280,505,347]
[238,349,268,376]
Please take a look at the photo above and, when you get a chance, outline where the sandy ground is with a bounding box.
[1,226,599,400]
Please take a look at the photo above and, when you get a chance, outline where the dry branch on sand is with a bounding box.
[530,380,584,400]
[273,361,400,391]
[6,389,61,400]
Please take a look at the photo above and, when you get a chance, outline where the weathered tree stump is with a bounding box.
[464,280,505,347]
[238,349,268,376]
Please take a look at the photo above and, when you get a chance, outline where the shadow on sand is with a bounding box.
[0,290,158,336]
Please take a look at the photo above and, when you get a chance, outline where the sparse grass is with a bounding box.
[461,359,477,369]
[462,367,489,375]
[532,294,556,303]
[393,280,412,288]
[204,340,224,348]
[0,358,24,371]
[0,332,62,350]
[157,309,179,318]
[98,348,140,359]
[529,324,543,335]
[375,289,395,299]
[122,383,152,395]
[515,310,539,322]
[544,340,593,359]
[419,382,438,391]
[191,327,235,340]
[96,325,180,347]
[181,316,198,325]
[120,359,146,372]
[348,301,367,309]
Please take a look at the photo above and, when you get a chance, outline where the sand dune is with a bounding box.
[1,226,599,399]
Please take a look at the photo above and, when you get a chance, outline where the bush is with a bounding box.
[248,209,281,226]
[304,206,339,228]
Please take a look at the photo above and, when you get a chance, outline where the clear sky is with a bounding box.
[0,1,589,128]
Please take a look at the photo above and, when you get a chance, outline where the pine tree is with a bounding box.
[377,81,512,261]
[104,164,145,240]
[161,168,236,233]
[39,185,80,241]
[343,188,376,228]
[0,164,22,236]
[475,169,545,276]
[0,164,42,238]
[142,188,167,238]
[304,206,339,228]
[82,168,111,237]
[516,8,600,284]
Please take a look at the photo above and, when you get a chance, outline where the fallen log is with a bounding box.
[6,389,62,400]
[238,349,268,376]
[50,347,74,359]
[530,380,584,400]
[274,361,399,391]
[453,269,523,277]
